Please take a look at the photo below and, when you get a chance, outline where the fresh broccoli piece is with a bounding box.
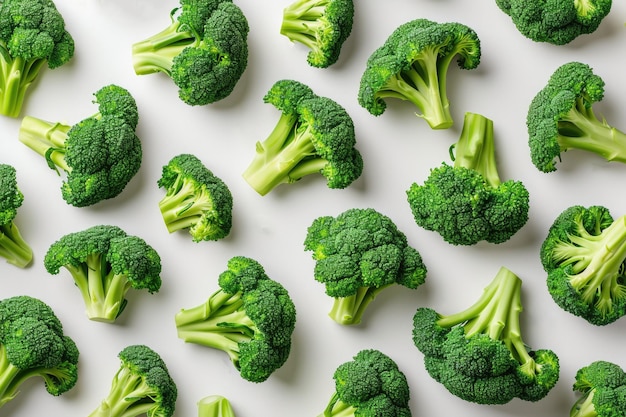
[304,207,427,325]
[358,18,481,130]
[175,256,297,383]
[0,0,74,117]
[540,205,626,326]
[0,295,79,409]
[495,0,612,45]
[131,0,249,106]
[280,0,354,68]
[570,360,626,417]
[412,266,560,405]
[0,164,33,268]
[157,153,233,242]
[88,344,177,417]
[406,112,530,246]
[318,349,412,417]
[18,84,142,207]
[242,79,363,196]
[198,395,235,417]
[43,224,162,323]
[527,61,626,173]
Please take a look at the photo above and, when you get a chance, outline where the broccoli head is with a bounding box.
[0,164,33,268]
[570,360,626,417]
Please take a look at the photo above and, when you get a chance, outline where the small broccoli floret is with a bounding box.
[197,395,235,417]
[412,266,560,405]
[157,153,233,242]
[88,344,177,417]
[0,295,79,409]
[280,0,354,68]
[358,18,481,130]
[43,224,162,323]
[407,112,530,246]
[570,360,626,417]
[18,84,142,207]
[304,207,427,325]
[540,205,626,326]
[242,79,363,196]
[131,0,249,105]
[175,256,297,383]
[0,0,75,117]
[0,164,33,268]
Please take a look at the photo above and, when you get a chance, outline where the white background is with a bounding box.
[2,1,626,416]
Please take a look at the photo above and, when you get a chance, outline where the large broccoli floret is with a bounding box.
[304,207,427,325]
[407,112,530,246]
[280,0,354,68]
[88,344,177,417]
[242,79,363,196]
[0,164,33,268]
[0,0,75,117]
[540,205,626,326]
[18,84,142,207]
[0,295,79,409]
[157,153,233,243]
[358,18,481,130]
[412,266,560,405]
[175,256,297,383]
[570,360,626,417]
[43,224,162,323]
[132,0,249,105]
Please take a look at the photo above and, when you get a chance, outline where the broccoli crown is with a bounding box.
[242,79,363,196]
[358,18,481,130]
[571,360,626,417]
[157,153,233,242]
[43,224,162,323]
[175,256,297,383]
[0,295,79,408]
[540,205,626,326]
[407,112,530,246]
[0,164,33,268]
[280,0,354,68]
[412,267,560,405]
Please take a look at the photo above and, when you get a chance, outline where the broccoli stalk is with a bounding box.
[197,395,235,417]
[0,164,33,268]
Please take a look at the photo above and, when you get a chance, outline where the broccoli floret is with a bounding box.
[318,349,412,417]
[0,0,74,117]
[412,266,560,405]
[280,0,354,68]
[570,360,626,417]
[197,395,235,417]
[131,0,249,106]
[304,207,427,325]
[407,112,530,246]
[88,344,177,417]
[157,153,233,242]
[0,164,33,268]
[43,224,162,323]
[357,18,481,130]
[527,61,626,173]
[0,295,79,409]
[540,205,626,326]
[18,84,142,207]
[175,256,297,383]
[242,79,363,196]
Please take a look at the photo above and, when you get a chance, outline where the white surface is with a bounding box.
[2,1,626,416]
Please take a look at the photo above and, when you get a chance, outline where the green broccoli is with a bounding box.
[18,84,142,207]
[0,164,33,268]
[131,0,249,106]
[358,18,481,130]
[527,61,626,173]
[175,256,297,383]
[570,360,626,417]
[495,0,612,45]
[280,0,354,68]
[304,207,427,325]
[157,153,233,242]
[318,349,412,417]
[412,266,560,405]
[198,395,235,417]
[43,224,162,323]
[0,0,74,117]
[88,344,177,417]
[0,295,79,409]
[540,205,626,326]
[242,79,363,196]
[406,112,530,246]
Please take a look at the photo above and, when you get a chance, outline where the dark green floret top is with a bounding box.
[570,360,626,417]
[0,164,33,268]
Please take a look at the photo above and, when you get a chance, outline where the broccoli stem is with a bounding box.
[0,346,22,408]
[0,55,46,118]
[158,178,216,233]
[18,116,71,173]
[570,390,596,417]
[280,3,327,50]
[319,392,357,417]
[328,285,391,325]
[88,367,159,417]
[0,223,33,268]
